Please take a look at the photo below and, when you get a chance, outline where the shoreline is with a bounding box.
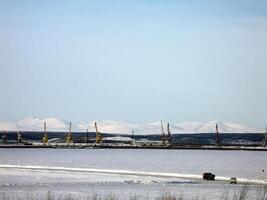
[1,144,267,151]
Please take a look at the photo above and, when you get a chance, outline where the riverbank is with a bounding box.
[1,143,267,151]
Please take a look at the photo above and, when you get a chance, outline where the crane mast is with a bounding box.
[66,122,73,144]
[95,122,102,144]
[42,121,48,144]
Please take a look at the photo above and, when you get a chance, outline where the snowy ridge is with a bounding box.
[0,117,263,134]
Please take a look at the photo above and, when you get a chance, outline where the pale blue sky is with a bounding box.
[0,0,266,128]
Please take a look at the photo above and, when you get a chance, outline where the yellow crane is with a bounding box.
[95,122,102,144]
[42,121,48,144]
[66,122,73,144]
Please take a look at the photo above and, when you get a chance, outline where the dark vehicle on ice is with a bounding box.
[203,172,215,180]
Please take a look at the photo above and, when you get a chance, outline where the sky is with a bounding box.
[0,0,266,128]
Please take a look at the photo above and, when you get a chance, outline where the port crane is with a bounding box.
[95,122,102,144]
[215,124,221,147]
[42,121,48,144]
[167,123,172,145]
[161,121,172,145]
[66,122,73,144]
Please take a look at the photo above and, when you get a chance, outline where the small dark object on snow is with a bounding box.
[230,177,237,184]
[203,173,215,181]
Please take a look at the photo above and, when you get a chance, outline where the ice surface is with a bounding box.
[0,149,266,199]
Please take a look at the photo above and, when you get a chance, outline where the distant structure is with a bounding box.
[131,130,135,145]
[86,128,89,144]
[132,130,134,139]
[66,122,73,144]
[263,127,267,147]
[167,123,172,145]
[42,121,48,144]
[95,122,102,144]
[161,120,167,145]
[16,122,22,144]
[215,124,221,147]
[160,121,172,145]
[1,131,7,144]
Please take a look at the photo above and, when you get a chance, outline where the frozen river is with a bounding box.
[0,149,266,199]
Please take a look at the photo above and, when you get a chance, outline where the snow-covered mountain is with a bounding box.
[0,117,263,134]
